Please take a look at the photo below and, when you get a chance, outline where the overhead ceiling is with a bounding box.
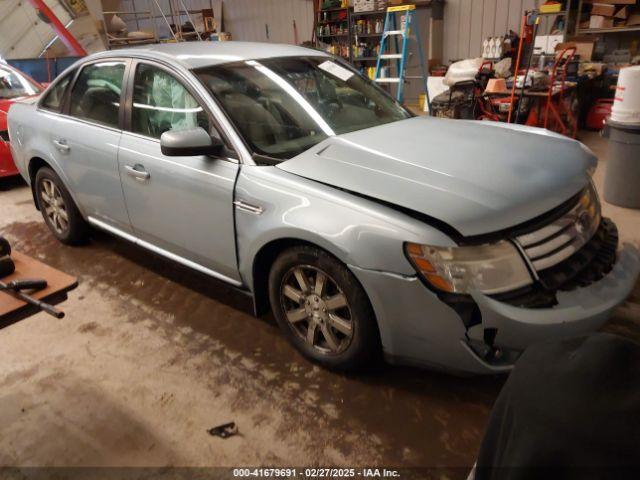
[0,0,105,61]
[0,0,74,59]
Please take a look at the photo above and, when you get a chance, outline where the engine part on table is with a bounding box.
[0,278,64,318]
[431,82,476,119]
[207,422,238,439]
[0,256,15,278]
[0,236,10,257]
[513,71,549,90]
[586,99,613,130]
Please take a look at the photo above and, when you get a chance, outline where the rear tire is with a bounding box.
[34,167,89,245]
[268,245,380,371]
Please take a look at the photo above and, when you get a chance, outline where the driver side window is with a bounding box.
[132,63,210,140]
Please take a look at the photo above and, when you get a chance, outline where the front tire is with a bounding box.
[268,245,380,371]
[35,167,89,245]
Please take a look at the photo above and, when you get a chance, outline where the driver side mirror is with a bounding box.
[160,127,224,157]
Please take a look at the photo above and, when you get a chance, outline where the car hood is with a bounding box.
[277,116,595,237]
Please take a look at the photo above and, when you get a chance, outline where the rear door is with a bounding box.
[52,59,132,232]
[118,60,241,283]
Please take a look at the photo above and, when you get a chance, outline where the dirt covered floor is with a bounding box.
[0,132,638,474]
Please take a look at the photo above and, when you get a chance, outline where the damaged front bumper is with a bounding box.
[350,244,640,375]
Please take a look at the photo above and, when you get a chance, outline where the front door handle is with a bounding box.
[52,139,70,153]
[124,164,150,181]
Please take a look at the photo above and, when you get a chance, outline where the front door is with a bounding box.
[118,61,240,282]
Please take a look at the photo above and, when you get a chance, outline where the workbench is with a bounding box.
[0,251,77,330]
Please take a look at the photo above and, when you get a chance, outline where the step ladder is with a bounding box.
[374,4,430,110]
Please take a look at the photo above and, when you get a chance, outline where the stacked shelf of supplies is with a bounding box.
[316,6,352,61]
[351,9,386,79]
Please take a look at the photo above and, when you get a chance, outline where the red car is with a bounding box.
[1,63,43,177]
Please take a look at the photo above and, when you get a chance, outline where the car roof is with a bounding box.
[91,41,330,70]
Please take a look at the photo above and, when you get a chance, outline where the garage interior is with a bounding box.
[1,0,640,476]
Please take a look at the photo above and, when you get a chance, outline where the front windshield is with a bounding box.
[195,56,411,159]
[0,66,42,100]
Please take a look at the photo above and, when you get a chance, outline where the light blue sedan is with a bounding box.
[7,42,639,374]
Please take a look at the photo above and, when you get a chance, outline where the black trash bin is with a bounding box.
[603,119,640,209]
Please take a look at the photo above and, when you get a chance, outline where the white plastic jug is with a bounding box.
[611,65,640,125]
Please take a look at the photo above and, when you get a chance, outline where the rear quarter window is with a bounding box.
[68,61,125,128]
[40,71,74,112]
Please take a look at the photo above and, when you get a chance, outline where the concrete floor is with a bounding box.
[0,131,638,471]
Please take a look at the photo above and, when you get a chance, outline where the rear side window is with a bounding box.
[131,63,210,139]
[69,61,125,128]
[40,72,73,111]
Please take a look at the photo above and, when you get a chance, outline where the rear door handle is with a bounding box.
[124,164,150,181]
[52,139,70,153]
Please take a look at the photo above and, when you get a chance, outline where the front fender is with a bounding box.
[235,165,456,289]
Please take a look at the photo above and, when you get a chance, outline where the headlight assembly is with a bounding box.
[405,240,533,295]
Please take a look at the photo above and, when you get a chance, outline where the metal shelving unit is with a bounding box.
[575,0,640,35]
[315,6,352,61]
[351,9,386,70]
[534,0,573,42]
[103,0,158,47]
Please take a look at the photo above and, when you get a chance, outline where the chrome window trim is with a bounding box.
[87,217,244,287]
[36,109,124,134]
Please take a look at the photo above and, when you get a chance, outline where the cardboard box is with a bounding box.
[628,13,640,25]
[591,3,616,15]
[615,6,630,19]
[589,15,615,28]
[556,39,595,60]
[354,0,387,12]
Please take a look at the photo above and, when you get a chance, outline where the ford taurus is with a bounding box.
[7,42,639,374]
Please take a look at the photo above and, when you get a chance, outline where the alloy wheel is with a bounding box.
[40,179,69,235]
[280,265,354,355]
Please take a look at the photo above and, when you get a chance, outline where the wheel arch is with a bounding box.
[250,237,378,337]
[252,237,321,316]
[27,156,84,217]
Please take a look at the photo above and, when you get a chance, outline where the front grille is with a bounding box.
[515,184,601,272]
[0,130,9,142]
[495,218,618,308]
[490,185,617,309]
[538,217,617,291]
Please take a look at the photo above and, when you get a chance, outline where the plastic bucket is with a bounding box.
[611,65,640,125]
[603,119,640,208]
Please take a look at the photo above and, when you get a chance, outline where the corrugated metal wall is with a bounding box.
[223,0,314,44]
[443,0,546,62]
[108,0,314,44]
[0,0,73,59]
